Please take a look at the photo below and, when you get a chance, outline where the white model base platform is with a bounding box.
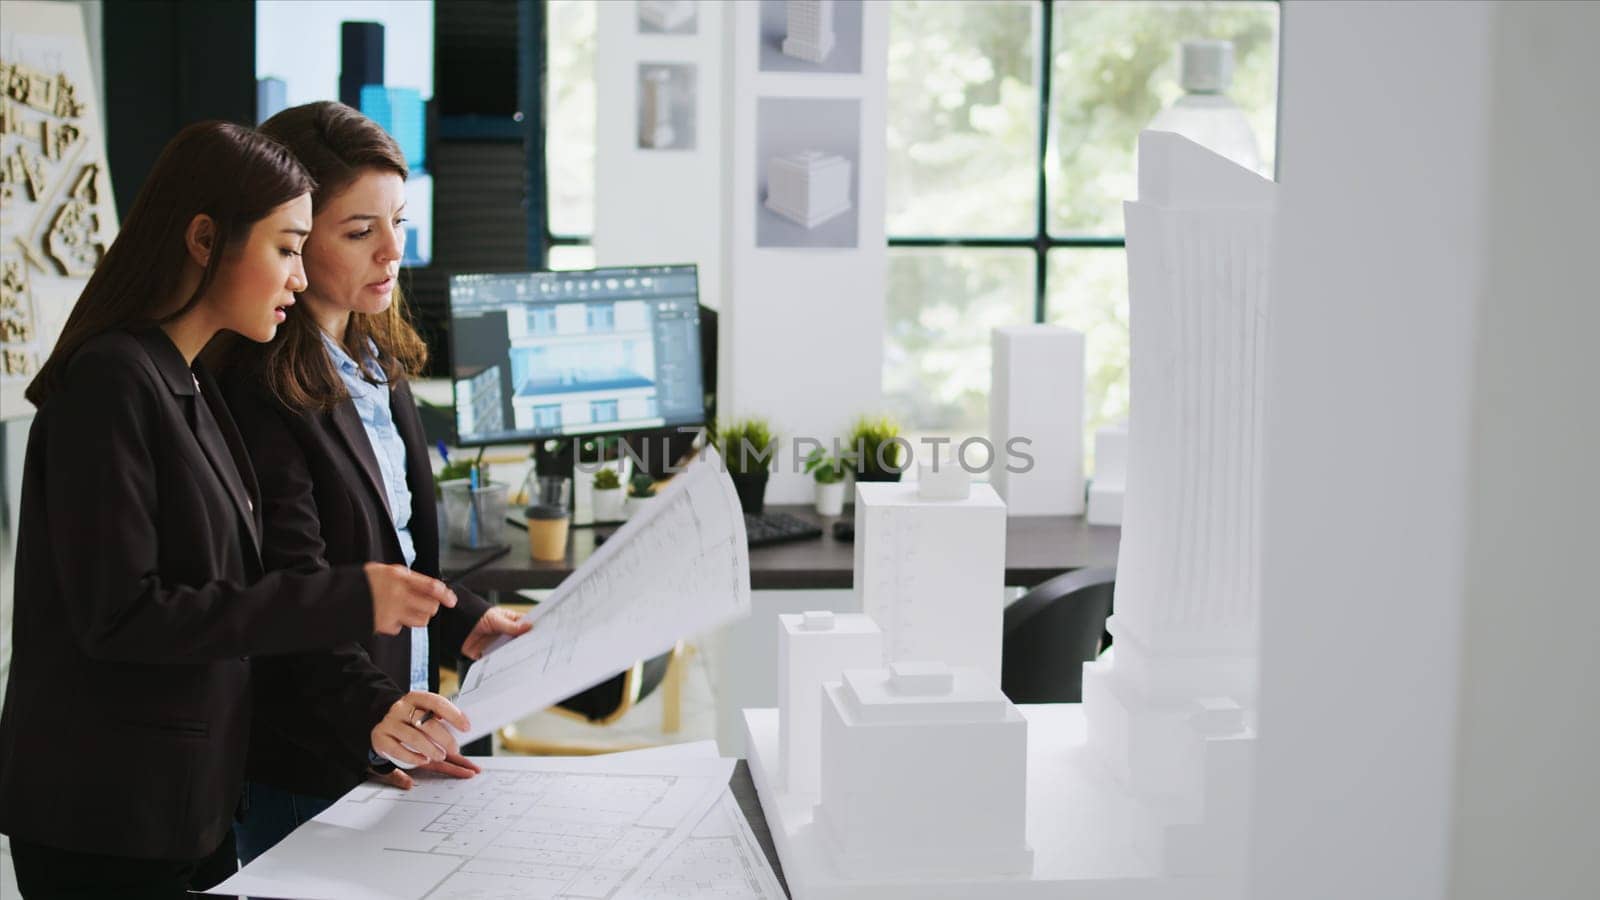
[744,705,1242,899]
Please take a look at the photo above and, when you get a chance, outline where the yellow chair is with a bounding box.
[445,603,688,756]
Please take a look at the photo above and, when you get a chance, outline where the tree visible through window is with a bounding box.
[541,1,1280,455]
[885,0,1280,455]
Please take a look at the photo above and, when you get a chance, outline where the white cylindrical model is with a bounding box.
[814,662,1031,878]
[853,482,1006,685]
[782,0,836,63]
[778,611,883,795]
[989,324,1087,516]
[640,68,675,149]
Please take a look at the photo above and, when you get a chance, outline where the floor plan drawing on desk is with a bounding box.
[453,447,752,743]
[210,756,738,900]
[636,794,786,898]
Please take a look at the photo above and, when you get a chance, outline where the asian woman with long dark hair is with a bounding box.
[0,121,467,898]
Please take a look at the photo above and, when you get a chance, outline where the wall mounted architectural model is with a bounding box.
[990,324,1087,516]
[1080,130,1276,887]
[782,0,836,64]
[640,67,676,149]
[777,610,883,796]
[763,150,852,229]
[854,482,1006,685]
[0,2,118,413]
[638,0,696,34]
[813,662,1031,878]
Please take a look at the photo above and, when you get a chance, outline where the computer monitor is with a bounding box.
[447,264,705,446]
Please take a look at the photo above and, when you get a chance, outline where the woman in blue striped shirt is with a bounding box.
[218,101,530,863]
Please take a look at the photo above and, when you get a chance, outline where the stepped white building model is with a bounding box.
[814,662,1031,879]
[781,0,836,64]
[764,150,852,229]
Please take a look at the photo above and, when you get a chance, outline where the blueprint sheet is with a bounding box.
[598,742,787,899]
[635,792,786,899]
[453,447,752,743]
[209,755,738,900]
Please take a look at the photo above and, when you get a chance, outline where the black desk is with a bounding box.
[442,504,1120,592]
[731,760,789,896]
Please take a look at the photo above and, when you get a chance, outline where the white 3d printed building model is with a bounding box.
[637,0,695,33]
[990,324,1087,516]
[854,481,1006,686]
[781,0,836,64]
[744,131,1276,899]
[1087,421,1128,525]
[814,662,1031,879]
[1080,129,1276,884]
[640,67,675,149]
[764,150,852,229]
[778,611,883,796]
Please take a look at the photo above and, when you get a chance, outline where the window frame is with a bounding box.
[536,0,1279,314]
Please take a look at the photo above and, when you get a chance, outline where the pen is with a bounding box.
[436,440,451,465]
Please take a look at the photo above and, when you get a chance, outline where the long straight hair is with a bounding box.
[27,121,314,407]
[254,101,429,412]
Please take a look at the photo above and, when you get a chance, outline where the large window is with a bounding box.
[886,0,1279,447]
[541,1,1280,444]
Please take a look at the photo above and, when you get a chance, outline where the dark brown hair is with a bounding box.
[254,101,429,411]
[27,121,313,406]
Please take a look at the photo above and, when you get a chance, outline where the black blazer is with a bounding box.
[220,345,491,800]
[0,328,373,860]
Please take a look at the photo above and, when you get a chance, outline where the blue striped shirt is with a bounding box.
[321,332,427,692]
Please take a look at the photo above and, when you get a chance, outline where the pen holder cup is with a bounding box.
[440,480,510,550]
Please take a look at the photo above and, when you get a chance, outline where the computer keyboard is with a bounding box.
[744,512,824,548]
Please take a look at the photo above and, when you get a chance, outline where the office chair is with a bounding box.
[1001,566,1116,704]
[496,643,687,756]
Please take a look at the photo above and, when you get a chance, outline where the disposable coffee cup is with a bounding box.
[526,503,570,561]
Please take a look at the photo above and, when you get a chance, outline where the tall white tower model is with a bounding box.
[1081,130,1276,880]
[782,0,836,64]
[854,481,1006,685]
[989,324,1087,516]
[764,150,852,228]
[640,68,675,149]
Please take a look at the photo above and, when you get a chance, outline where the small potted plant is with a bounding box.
[714,417,778,515]
[592,467,625,522]
[624,472,658,519]
[847,414,906,483]
[804,448,847,516]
